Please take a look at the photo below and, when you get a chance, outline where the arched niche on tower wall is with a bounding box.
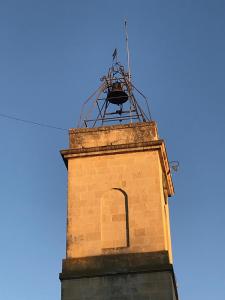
[101,188,129,249]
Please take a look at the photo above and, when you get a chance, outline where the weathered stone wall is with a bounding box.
[60,121,178,299]
[66,150,169,259]
[61,271,177,300]
[69,122,159,149]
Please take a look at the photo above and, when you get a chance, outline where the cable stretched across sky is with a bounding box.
[0,112,67,132]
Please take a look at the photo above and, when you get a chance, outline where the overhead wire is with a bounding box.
[0,112,68,132]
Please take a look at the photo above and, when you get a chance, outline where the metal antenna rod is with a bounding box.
[124,19,131,82]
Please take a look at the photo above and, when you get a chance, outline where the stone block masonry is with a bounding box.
[60,122,178,299]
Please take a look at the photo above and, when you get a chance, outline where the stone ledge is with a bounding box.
[69,121,158,134]
[61,140,163,157]
[61,140,174,196]
[60,251,171,280]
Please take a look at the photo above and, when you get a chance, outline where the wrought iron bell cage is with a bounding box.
[78,61,151,128]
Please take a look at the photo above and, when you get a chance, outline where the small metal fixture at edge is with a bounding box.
[169,161,180,173]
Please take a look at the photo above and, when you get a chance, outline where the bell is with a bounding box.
[107,82,128,105]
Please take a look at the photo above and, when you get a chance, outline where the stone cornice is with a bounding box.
[60,139,174,196]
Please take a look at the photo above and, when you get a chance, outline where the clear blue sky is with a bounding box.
[0,0,225,299]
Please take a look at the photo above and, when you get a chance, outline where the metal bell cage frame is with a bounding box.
[78,61,152,128]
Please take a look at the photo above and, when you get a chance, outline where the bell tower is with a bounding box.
[60,60,179,300]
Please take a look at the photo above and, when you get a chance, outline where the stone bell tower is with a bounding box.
[60,60,179,300]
